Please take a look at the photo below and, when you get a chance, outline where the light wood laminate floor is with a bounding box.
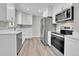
[18,38,56,56]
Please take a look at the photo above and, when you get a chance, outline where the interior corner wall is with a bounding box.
[32,16,42,37]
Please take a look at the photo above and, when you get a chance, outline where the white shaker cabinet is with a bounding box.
[16,11,32,25]
[22,13,32,25]
[22,28,32,44]
[65,36,79,56]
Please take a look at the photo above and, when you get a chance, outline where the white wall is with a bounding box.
[0,3,15,29]
[0,3,9,29]
[32,16,42,37]
[0,3,7,20]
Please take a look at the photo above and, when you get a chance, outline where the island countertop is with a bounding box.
[0,30,22,34]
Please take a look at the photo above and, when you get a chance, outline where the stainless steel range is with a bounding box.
[51,32,64,55]
[51,26,73,56]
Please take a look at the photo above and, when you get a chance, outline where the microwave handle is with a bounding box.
[65,11,67,18]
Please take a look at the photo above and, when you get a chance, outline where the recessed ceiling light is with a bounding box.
[26,8,30,11]
[38,9,41,12]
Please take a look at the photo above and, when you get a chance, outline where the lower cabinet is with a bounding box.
[22,29,32,44]
[65,36,79,56]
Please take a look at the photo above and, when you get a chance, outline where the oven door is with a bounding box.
[51,35,64,54]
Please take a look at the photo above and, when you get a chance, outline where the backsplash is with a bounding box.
[56,21,74,33]
[0,21,9,29]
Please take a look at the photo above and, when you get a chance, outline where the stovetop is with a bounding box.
[51,32,64,35]
[52,31,73,35]
[51,32,64,38]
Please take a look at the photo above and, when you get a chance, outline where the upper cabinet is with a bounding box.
[22,13,32,25]
[16,11,32,25]
[0,3,7,21]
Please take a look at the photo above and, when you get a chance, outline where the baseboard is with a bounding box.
[32,36,40,37]
[40,40,48,46]
[32,37,40,39]
[25,38,32,39]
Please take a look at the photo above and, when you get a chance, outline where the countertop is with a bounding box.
[65,35,79,41]
[0,30,22,34]
[51,32,79,40]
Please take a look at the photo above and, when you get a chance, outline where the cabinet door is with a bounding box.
[65,37,79,56]
[16,11,32,25]
[16,11,22,24]
[22,13,32,25]
[0,3,7,21]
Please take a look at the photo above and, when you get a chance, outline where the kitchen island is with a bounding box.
[0,31,22,56]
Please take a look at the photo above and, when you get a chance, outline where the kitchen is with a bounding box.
[0,3,79,56]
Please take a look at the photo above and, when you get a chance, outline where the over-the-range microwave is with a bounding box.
[56,6,74,22]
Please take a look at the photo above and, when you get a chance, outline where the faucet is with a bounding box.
[14,27,16,31]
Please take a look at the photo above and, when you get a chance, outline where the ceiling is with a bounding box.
[15,3,54,16]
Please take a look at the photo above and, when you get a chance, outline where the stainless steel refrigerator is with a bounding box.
[41,16,55,45]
